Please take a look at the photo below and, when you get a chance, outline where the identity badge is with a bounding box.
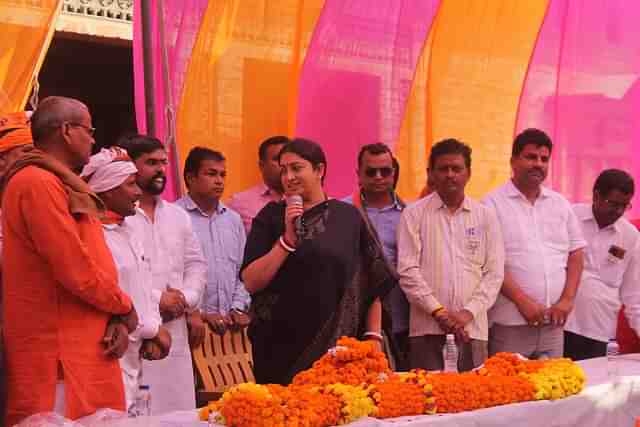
[465,227,480,255]
[608,245,626,263]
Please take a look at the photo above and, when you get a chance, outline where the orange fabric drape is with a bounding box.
[0,0,62,113]
[395,32,435,201]
[176,0,324,198]
[425,0,548,198]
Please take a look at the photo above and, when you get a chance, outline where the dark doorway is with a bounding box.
[37,32,136,150]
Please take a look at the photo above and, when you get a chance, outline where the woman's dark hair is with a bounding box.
[183,146,225,188]
[594,168,635,197]
[512,128,553,157]
[278,138,327,184]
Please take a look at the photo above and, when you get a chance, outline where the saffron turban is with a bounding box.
[81,147,138,193]
[0,111,33,153]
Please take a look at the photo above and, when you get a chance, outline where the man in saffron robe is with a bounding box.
[2,97,137,425]
[0,110,34,427]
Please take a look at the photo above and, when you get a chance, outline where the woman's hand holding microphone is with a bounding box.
[282,194,303,251]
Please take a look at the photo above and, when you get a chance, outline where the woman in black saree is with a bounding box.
[240,138,397,385]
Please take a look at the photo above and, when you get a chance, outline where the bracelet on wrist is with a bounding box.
[363,331,384,342]
[279,236,296,253]
[431,306,445,317]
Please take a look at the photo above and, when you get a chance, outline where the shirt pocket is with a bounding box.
[464,236,484,267]
[599,256,625,288]
[542,215,569,252]
[219,227,242,264]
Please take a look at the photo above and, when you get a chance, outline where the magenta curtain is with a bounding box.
[133,0,208,201]
[295,0,441,197]
[516,0,640,219]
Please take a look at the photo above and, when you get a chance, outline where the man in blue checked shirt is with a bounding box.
[176,147,250,334]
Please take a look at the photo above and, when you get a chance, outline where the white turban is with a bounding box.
[81,147,138,193]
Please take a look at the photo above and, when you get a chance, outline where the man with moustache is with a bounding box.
[3,97,136,424]
[81,147,172,411]
[483,129,585,359]
[176,147,250,335]
[228,136,289,233]
[118,135,207,414]
[397,139,504,371]
[564,169,640,360]
[343,143,409,369]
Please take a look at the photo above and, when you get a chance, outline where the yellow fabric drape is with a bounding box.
[425,0,548,198]
[0,0,61,113]
[395,32,434,201]
[176,0,325,198]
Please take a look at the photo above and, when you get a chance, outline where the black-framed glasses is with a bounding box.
[603,198,633,211]
[67,122,96,137]
[365,167,394,178]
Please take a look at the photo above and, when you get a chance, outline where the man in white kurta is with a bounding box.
[81,148,171,412]
[120,136,207,414]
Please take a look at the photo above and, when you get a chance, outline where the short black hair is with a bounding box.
[594,169,635,197]
[357,143,393,168]
[183,147,225,187]
[428,138,472,170]
[116,134,165,160]
[512,128,553,157]
[278,138,327,184]
[259,136,289,161]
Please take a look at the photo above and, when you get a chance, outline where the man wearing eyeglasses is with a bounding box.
[2,97,137,425]
[343,143,409,369]
[564,169,640,360]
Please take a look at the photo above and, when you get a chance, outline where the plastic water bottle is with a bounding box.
[134,385,152,417]
[443,334,459,372]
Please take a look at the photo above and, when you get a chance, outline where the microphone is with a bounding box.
[286,194,304,239]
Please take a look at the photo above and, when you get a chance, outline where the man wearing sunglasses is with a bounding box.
[564,169,640,360]
[343,143,409,369]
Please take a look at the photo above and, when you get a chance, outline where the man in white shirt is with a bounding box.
[565,169,640,360]
[483,129,586,359]
[398,139,505,371]
[119,135,207,414]
[81,148,171,412]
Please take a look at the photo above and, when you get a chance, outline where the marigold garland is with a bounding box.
[293,337,391,386]
[369,380,436,418]
[520,359,586,400]
[200,337,587,426]
[319,383,377,424]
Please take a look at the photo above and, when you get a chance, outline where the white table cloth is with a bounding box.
[153,355,640,427]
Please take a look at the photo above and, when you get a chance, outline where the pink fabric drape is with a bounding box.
[295,0,440,197]
[516,0,640,219]
[133,0,208,201]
